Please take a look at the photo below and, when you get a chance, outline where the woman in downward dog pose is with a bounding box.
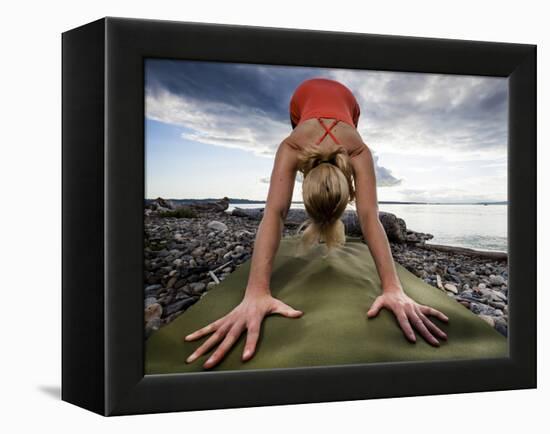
[184,77,449,369]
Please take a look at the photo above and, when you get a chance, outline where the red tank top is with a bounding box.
[289,78,361,134]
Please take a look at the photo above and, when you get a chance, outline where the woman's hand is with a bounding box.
[367,289,449,346]
[184,293,303,369]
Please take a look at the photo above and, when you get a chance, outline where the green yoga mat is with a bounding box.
[146,236,507,374]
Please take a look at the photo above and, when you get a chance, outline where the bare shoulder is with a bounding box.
[274,136,300,171]
[348,136,372,161]
[348,140,375,178]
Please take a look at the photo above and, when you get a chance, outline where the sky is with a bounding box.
[145,59,508,203]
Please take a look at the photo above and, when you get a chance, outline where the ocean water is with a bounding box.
[227,203,508,253]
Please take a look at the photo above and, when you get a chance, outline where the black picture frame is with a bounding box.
[62,16,537,416]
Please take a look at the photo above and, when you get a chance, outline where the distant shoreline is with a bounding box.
[146,198,508,206]
[144,206,509,337]
[145,197,508,253]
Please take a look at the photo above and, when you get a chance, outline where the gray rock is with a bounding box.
[190,282,206,293]
[235,229,254,237]
[478,314,495,327]
[444,283,458,294]
[470,302,487,315]
[494,318,508,337]
[207,220,228,232]
[223,251,233,260]
[144,303,163,322]
[164,298,196,317]
[489,301,506,310]
[145,284,162,292]
[191,246,206,257]
[174,279,187,290]
[144,297,157,307]
[489,274,506,286]
[436,274,443,290]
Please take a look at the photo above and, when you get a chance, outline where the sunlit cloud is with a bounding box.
[145,59,507,203]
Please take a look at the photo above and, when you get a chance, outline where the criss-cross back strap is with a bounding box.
[315,118,341,145]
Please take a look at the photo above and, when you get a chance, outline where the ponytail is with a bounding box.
[295,218,346,255]
[294,143,355,255]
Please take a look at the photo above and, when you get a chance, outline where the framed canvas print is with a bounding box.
[62,17,536,416]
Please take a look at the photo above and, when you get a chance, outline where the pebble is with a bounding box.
[436,274,443,290]
[144,297,157,307]
[489,274,506,286]
[207,220,228,232]
[189,282,206,293]
[144,303,162,323]
[164,298,196,317]
[444,283,458,294]
[478,314,495,327]
[494,318,508,337]
[145,207,509,338]
[392,241,509,339]
[191,246,206,257]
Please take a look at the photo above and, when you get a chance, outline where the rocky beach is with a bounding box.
[144,198,508,339]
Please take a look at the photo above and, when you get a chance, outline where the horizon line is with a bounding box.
[146,197,508,205]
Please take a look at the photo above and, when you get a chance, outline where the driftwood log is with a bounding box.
[231,207,433,244]
[147,197,230,213]
[187,197,230,212]
[419,243,507,261]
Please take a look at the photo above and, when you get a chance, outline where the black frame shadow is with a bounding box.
[62,17,536,416]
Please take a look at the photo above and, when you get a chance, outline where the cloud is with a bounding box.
[145,59,507,202]
[329,69,508,159]
[146,86,288,157]
[373,154,402,187]
[146,59,321,124]
[146,64,401,187]
[397,186,504,203]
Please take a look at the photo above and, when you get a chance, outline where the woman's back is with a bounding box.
[285,117,367,159]
[286,78,367,158]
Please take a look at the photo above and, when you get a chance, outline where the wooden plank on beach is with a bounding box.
[420,243,507,261]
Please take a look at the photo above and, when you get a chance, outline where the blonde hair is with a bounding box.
[295,143,356,255]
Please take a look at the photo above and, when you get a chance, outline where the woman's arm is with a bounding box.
[350,146,449,346]
[244,142,299,296]
[184,141,303,369]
